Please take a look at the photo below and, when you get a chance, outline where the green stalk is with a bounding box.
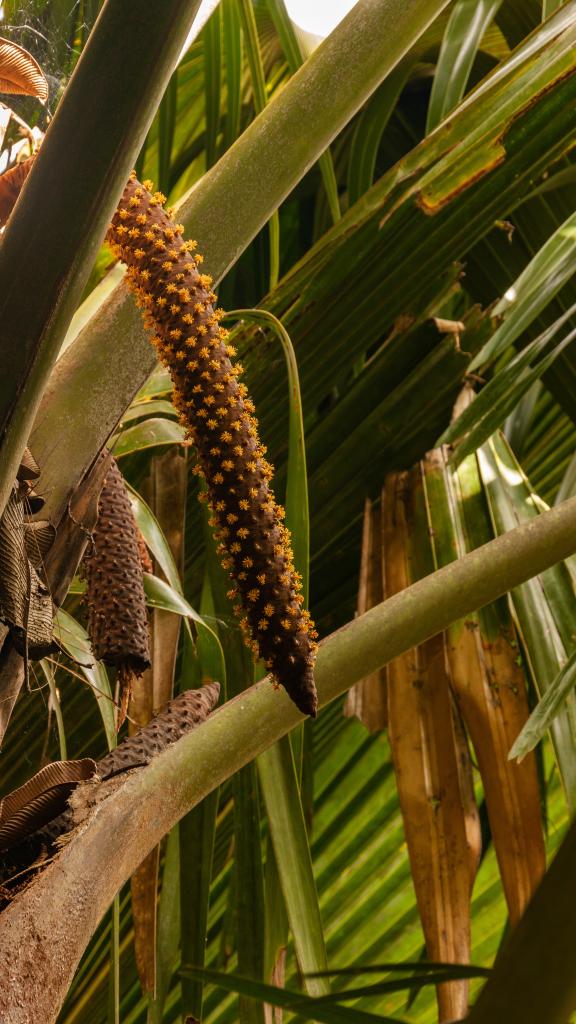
[38,659,68,760]
[148,826,180,1024]
[0,0,203,517]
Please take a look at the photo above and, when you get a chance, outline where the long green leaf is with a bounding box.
[443,317,576,462]
[258,739,329,996]
[55,608,116,752]
[222,0,243,149]
[510,649,576,760]
[180,966,406,1024]
[37,658,67,761]
[127,485,182,592]
[470,208,576,371]
[427,0,504,133]
[148,825,181,1024]
[308,961,491,977]
[158,72,178,194]
[224,309,309,591]
[112,418,185,458]
[347,62,413,206]
[225,308,325,992]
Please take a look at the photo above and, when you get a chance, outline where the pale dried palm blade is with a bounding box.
[0,486,54,658]
[384,469,473,1023]
[0,758,96,851]
[344,496,387,730]
[417,448,482,883]
[449,455,545,925]
[0,38,48,100]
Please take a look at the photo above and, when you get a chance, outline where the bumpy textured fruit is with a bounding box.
[84,457,151,688]
[107,175,318,716]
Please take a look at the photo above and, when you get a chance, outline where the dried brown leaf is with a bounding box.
[448,617,545,925]
[0,38,48,100]
[384,470,475,1022]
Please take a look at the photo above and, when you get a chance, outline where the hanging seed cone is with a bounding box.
[0,38,48,101]
[107,176,318,717]
[84,457,151,719]
[383,470,476,1024]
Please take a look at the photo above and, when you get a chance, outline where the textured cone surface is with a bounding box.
[0,155,34,228]
[0,38,48,99]
[107,176,318,717]
[84,457,151,675]
[96,682,220,777]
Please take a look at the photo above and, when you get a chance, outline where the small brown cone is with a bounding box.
[84,457,151,721]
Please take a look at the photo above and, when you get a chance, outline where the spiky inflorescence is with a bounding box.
[84,456,151,711]
[107,175,318,717]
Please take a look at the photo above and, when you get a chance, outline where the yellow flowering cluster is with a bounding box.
[107,175,318,717]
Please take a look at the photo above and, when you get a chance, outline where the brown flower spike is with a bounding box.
[107,176,318,717]
[84,457,151,720]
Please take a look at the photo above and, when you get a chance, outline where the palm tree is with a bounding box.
[0,1,575,1022]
